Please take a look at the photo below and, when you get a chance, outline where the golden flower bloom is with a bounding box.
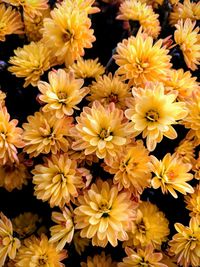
[0,212,21,267]
[0,153,31,192]
[117,0,161,38]
[185,184,200,217]
[103,141,151,195]
[15,234,67,267]
[12,212,41,239]
[182,91,200,146]
[81,252,117,267]
[174,19,200,71]
[125,82,188,151]
[60,0,100,14]
[174,139,196,164]
[0,3,23,42]
[73,231,90,255]
[23,111,73,157]
[150,153,194,198]
[8,41,51,88]
[68,57,105,80]
[164,68,199,100]
[74,179,137,247]
[49,206,74,251]
[41,3,96,65]
[23,8,50,42]
[38,69,89,119]
[114,30,171,86]
[71,101,134,159]
[87,73,131,109]
[0,106,24,165]
[118,245,167,267]
[169,217,200,267]
[32,153,82,207]
[124,201,169,248]
[169,0,200,26]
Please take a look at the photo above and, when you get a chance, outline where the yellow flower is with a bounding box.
[125,82,188,151]
[169,0,200,26]
[15,234,67,267]
[124,201,169,248]
[32,154,82,207]
[8,41,51,88]
[169,217,200,267]
[74,179,137,247]
[103,141,151,195]
[68,57,105,80]
[87,73,131,109]
[41,3,96,65]
[182,91,200,146]
[185,184,200,217]
[81,252,117,267]
[174,139,196,164]
[0,153,31,192]
[23,8,50,42]
[23,111,73,157]
[118,245,167,267]
[38,69,89,119]
[0,212,21,267]
[150,153,194,198]
[0,3,23,42]
[117,0,161,38]
[12,212,41,239]
[60,0,100,14]
[71,101,134,159]
[114,30,171,86]
[164,68,199,100]
[49,206,74,251]
[0,106,24,165]
[73,231,90,255]
[0,90,6,106]
[174,19,200,71]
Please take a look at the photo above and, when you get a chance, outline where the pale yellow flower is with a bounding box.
[59,0,100,15]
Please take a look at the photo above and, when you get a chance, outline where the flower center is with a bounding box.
[108,93,119,104]
[99,199,111,217]
[38,255,48,266]
[145,110,159,122]
[99,128,110,140]
[135,58,149,73]
[57,91,67,101]
[137,220,146,234]
[62,30,73,42]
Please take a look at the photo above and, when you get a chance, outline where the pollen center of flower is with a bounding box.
[108,93,119,104]
[145,110,159,122]
[57,91,67,101]
[38,255,48,266]
[137,220,146,234]
[99,199,111,216]
[62,30,73,42]
[135,58,149,73]
[99,128,111,140]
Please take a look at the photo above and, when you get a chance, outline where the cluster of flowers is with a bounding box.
[0,0,200,266]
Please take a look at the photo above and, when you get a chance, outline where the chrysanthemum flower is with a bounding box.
[185,184,200,217]
[193,153,200,180]
[68,58,105,80]
[169,217,200,267]
[8,41,51,88]
[103,141,151,195]
[174,19,200,71]
[59,0,100,15]
[0,212,21,267]
[38,69,89,118]
[0,3,24,42]
[164,68,199,99]
[139,0,164,8]
[73,231,90,255]
[182,91,200,146]
[124,201,169,248]
[23,111,73,157]
[114,30,171,86]
[0,153,31,192]
[74,179,137,247]
[125,82,188,151]
[174,139,196,164]
[32,154,83,207]
[23,8,50,42]
[41,3,96,65]
[117,0,161,38]
[118,245,167,267]
[0,107,24,165]
[12,212,41,239]
[71,101,134,159]
[81,252,117,267]
[15,234,67,267]
[150,153,194,198]
[169,0,200,26]
[87,73,131,109]
[49,207,74,251]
